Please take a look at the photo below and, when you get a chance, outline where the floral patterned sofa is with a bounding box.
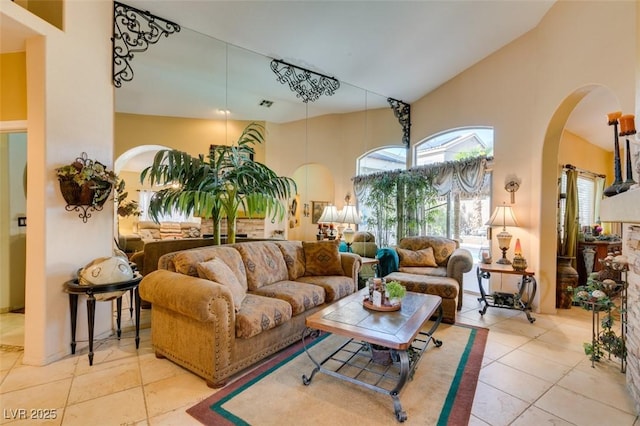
[139,240,361,387]
[381,236,474,323]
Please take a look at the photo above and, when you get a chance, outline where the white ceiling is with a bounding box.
[2,0,619,161]
[125,0,556,105]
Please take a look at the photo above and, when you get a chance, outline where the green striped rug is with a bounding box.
[188,322,487,425]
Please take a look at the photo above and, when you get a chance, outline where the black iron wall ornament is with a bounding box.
[387,98,411,148]
[112,1,181,88]
[270,59,341,103]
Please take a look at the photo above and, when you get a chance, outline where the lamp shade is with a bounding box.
[338,205,360,225]
[318,205,340,223]
[486,204,519,230]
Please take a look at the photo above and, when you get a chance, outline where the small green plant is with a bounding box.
[385,280,406,299]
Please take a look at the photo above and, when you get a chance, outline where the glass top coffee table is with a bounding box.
[302,288,443,423]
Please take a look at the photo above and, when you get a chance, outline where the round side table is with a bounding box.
[64,273,143,365]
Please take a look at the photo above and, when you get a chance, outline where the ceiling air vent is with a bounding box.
[259,99,274,108]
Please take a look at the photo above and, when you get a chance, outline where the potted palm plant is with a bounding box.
[140,123,296,244]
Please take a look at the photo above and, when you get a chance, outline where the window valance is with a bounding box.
[353,156,492,198]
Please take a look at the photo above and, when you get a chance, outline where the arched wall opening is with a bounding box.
[539,84,619,314]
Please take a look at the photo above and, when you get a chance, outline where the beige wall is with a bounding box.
[558,131,613,184]
[411,0,637,314]
[0,132,27,312]
[2,0,116,365]
[0,52,27,121]
[114,113,265,163]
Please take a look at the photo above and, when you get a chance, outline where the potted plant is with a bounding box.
[385,280,406,305]
[56,152,117,207]
[140,123,296,244]
[115,178,141,218]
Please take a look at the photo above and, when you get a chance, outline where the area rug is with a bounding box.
[187,322,487,426]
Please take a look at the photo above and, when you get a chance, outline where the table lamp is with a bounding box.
[339,204,360,251]
[486,203,519,264]
[318,205,340,239]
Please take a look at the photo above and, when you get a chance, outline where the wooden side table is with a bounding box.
[64,273,143,365]
[476,263,536,323]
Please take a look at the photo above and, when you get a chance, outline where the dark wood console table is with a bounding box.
[64,273,142,365]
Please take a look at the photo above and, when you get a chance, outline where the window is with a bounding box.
[414,127,494,259]
[558,171,599,238]
[138,190,197,222]
[357,146,406,176]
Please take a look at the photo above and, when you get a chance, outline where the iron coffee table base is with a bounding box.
[301,305,443,423]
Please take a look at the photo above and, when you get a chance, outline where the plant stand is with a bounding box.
[582,270,627,373]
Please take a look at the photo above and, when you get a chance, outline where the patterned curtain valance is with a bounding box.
[353,156,492,198]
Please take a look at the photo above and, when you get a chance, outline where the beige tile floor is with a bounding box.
[1,293,638,425]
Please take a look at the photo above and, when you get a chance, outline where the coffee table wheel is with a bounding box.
[396,410,407,422]
[434,339,443,347]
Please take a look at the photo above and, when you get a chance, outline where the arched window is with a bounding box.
[357,146,407,176]
[355,146,407,246]
[414,127,494,260]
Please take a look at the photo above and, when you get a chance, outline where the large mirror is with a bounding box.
[114,9,400,245]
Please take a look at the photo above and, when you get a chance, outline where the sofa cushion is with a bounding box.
[196,258,246,312]
[251,281,325,315]
[275,241,306,280]
[302,240,343,276]
[397,247,437,267]
[159,222,183,240]
[398,236,458,266]
[296,275,354,302]
[398,266,448,277]
[235,242,289,290]
[235,294,293,339]
[172,246,247,288]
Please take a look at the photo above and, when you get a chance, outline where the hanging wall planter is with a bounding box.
[56,153,116,223]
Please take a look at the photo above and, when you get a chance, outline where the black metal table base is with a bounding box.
[301,306,443,423]
[477,267,537,323]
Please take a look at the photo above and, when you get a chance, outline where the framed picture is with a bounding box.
[312,201,329,224]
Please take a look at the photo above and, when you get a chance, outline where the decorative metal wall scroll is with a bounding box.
[112,1,181,88]
[270,59,340,103]
[387,98,411,148]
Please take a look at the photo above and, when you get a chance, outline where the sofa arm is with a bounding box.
[139,270,235,323]
[130,251,145,274]
[446,248,474,309]
[340,252,362,283]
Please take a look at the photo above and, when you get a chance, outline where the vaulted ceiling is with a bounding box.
[2,1,618,150]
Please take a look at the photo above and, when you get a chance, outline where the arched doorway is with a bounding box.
[539,84,619,313]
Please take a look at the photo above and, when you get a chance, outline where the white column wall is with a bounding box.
[1,0,115,365]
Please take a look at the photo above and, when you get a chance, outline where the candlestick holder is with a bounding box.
[619,116,637,192]
[604,116,624,197]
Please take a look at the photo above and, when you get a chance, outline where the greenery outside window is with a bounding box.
[414,127,494,259]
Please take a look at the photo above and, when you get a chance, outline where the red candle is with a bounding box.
[607,111,622,124]
[514,238,522,256]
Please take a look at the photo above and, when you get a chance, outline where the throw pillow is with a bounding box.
[302,240,343,276]
[197,258,246,312]
[397,247,437,267]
